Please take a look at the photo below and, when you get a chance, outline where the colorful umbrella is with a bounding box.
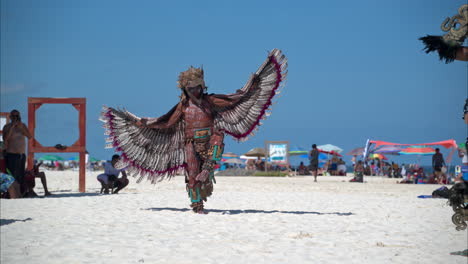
[368,153,388,160]
[289,146,309,156]
[346,147,364,156]
[458,142,466,150]
[318,149,343,157]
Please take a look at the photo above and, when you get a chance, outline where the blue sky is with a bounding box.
[1,0,467,166]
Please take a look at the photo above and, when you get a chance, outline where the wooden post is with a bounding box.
[78,103,86,192]
[27,102,36,170]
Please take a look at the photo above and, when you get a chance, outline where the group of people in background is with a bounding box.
[0,110,49,198]
[1,109,129,198]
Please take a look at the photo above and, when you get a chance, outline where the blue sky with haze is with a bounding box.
[1,0,467,166]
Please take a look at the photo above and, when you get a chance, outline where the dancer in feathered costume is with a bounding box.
[101,49,287,213]
[419,4,468,63]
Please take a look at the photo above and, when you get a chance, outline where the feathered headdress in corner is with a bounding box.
[419,4,467,63]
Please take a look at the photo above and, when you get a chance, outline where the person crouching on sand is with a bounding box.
[97,155,129,194]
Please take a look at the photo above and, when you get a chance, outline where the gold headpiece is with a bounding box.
[177,66,206,90]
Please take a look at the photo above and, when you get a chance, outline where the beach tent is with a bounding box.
[366,139,457,169]
[369,139,457,149]
[373,146,403,155]
[399,147,436,155]
[397,147,437,165]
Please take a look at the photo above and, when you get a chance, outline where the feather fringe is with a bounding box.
[100,106,186,184]
[221,49,287,141]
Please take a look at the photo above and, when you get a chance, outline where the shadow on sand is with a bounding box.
[143,207,353,216]
[34,189,137,198]
[0,217,33,226]
[44,192,103,198]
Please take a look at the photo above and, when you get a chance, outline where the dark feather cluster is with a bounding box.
[419,35,460,63]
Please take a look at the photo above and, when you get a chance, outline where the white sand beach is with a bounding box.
[1,171,467,264]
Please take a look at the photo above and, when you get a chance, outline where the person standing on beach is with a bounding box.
[432,148,446,182]
[309,144,319,182]
[101,49,287,214]
[350,160,364,182]
[2,110,32,194]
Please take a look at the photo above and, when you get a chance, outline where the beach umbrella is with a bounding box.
[222,152,239,158]
[319,149,343,157]
[289,146,309,156]
[399,147,435,155]
[240,155,265,160]
[317,144,343,153]
[368,153,388,160]
[68,156,101,162]
[38,155,64,161]
[458,142,466,150]
[243,147,266,158]
[318,152,328,160]
[223,158,244,165]
[346,147,364,156]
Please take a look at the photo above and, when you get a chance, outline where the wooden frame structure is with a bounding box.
[27,97,87,192]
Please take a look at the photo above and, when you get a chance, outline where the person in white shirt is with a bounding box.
[97,154,128,194]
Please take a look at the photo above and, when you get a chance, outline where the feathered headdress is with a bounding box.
[177,66,206,90]
[419,4,468,63]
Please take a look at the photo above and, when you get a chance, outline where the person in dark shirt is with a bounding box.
[309,144,319,182]
[432,148,446,182]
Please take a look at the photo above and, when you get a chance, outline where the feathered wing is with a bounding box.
[212,49,288,141]
[100,106,186,183]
